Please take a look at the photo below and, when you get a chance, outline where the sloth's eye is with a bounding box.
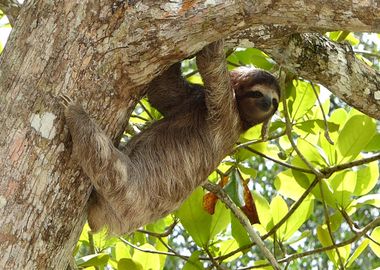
[247,91,264,98]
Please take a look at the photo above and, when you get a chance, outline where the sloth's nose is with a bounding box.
[259,96,272,112]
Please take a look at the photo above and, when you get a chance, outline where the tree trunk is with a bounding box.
[0,1,379,269]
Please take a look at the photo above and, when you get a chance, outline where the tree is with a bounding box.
[0,1,379,269]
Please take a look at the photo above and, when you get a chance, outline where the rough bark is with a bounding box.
[0,0,20,26]
[269,33,380,120]
[0,1,379,269]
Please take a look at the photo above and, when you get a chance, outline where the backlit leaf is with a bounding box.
[177,187,211,247]
[337,114,376,163]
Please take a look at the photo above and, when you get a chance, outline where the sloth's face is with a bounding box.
[235,84,280,129]
[230,68,280,130]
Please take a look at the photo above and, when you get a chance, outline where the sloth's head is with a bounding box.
[231,67,280,130]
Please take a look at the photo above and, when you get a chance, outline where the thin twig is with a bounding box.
[203,182,281,270]
[184,69,199,78]
[310,81,334,145]
[130,114,150,122]
[138,101,154,120]
[239,217,380,269]
[120,237,181,257]
[243,146,313,174]
[340,209,380,247]
[234,130,286,150]
[354,50,380,58]
[88,232,100,270]
[318,180,345,268]
[157,237,190,261]
[137,219,178,237]
[280,75,324,179]
[227,60,241,67]
[321,153,380,178]
[205,246,226,270]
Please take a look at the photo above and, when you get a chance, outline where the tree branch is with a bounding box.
[227,27,380,120]
[239,217,380,269]
[270,33,380,120]
[0,0,20,26]
[203,182,280,270]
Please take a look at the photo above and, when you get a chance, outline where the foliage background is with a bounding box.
[0,11,379,270]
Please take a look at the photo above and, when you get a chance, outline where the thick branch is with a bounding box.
[269,33,380,120]
[227,27,380,120]
[0,0,20,26]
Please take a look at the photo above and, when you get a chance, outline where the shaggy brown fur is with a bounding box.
[60,41,280,235]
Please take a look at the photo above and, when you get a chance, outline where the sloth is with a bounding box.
[60,41,280,235]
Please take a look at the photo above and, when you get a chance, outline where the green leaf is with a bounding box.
[78,223,90,246]
[118,258,143,270]
[292,170,314,190]
[356,194,380,208]
[132,243,160,270]
[210,200,230,239]
[328,31,341,41]
[241,124,262,141]
[338,31,350,42]
[344,33,360,45]
[320,108,347,164]
[224,170,245,207]
[289,80,317,121]
[330,170,356,208]
[238,164,257,179]
[292,138,329,169]
[176,187,211,246]
[114,241,131,261]
[336,114,376,163]
[312,179,336,208]
[284,196,314,240]
[155,237,168,268]
[370,227,380,257]
[284,230,311,245]
[231,213,251,247]
[313,98,331,120]
[270,196,288,240]
[187,73,203,84]
[317,225,333,246]
[346,239,369,267]
[295,119,339,135]
[76,253,109,267]
[319,132,337,166]
[274,169,307,200]
[252,191,273,231]
[140,98,163,120]
[218,239,242,262]
[251,260,274,270]
[146,215,173,234]
[354,161,379,195]
[329,108,348,128]
[317,225,350,265]
[329,211,343,232]
[229,48,274,70]
[92,228,118,250]
[183,250,204,270]
[364,133,380,152]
